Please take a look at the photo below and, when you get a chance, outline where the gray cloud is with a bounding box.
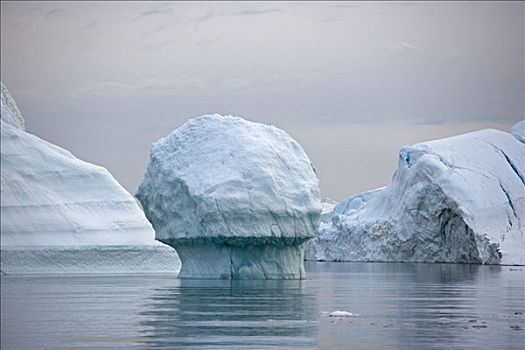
[389,42,422,55]
[231,8,283,16]
[329,3,359,9]
[134,2,175,19]
[44,7,61,20]
[1,1,523,200]
[196,9,216,23]
[78,20,97,32]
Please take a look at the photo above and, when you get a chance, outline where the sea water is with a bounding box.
[1,262,524,349]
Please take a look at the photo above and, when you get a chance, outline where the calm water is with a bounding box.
[1,262,524,350]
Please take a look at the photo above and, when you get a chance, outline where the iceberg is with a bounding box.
[137,115,321,279]
[0,82,180,274]
[306,126,525,265]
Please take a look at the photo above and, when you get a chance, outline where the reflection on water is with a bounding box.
[1,263,524,350]
[139,280,317,349]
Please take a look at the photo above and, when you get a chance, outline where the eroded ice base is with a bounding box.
[0,245,181,275]
[165,241,306,279]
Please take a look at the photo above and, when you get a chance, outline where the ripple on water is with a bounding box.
[1,262,524,350]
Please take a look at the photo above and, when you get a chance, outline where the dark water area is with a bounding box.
[1,262,524,349]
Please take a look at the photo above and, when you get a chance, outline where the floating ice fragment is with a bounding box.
[329,310,359,317]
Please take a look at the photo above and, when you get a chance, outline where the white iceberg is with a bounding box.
[137,114,321,279]
[306,127,525,265]
[0,82,180,274]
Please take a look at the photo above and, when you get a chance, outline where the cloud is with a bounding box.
[138,8,167,16]
[140,38,174,50]
[390,42,422,55]
[66,72,311,99]
[196,30,224,46]
[231,8,283,16]
[44,8,61,20]
[78,40,95,52]
[196,9,216,22]
[133,3,174,20]
[192,7,283,25]
[329,3,359,9]
[78,20,97,32]
[68,81,140,97]
[67,77,207,98]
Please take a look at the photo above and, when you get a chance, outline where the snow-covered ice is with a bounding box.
[512,120,525,143]
[306,127,525,265]
[0,82,24,131]
[137,114,321,279]
[0,82,180,274]
[320,198,337,223]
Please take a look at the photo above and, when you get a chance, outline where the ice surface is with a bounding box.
[306,129,525,265]
[512,120,525,143]
[1,245,178,275]
[137,114,321,279]
[0,82,24,130]
[320,198,337,223]
[0,83,180,274]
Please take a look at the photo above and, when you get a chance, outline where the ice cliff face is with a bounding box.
[306,128,525,265]
[0,82,24,130]
[0,82,180,274]
[320,198,338,223]
[137,114,321,279]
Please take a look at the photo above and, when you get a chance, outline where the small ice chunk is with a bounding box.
[329,310,359,317]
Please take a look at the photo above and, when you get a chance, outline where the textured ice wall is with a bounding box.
[137,115,321,279]
[0,82,180,274]
[306,127,525,265]
[0,82,24,130]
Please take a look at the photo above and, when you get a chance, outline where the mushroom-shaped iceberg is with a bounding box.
[137,115,321,279]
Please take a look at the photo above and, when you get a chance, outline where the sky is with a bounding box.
[1,1,523,201]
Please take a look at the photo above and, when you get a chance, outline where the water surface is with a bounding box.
[1,262,524,349]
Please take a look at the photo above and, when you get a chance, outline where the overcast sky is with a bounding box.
[1,1,523,200]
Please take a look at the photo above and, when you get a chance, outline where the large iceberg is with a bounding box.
[137,115,321,279]
[306,126,525,265]
[0,82,180,274]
